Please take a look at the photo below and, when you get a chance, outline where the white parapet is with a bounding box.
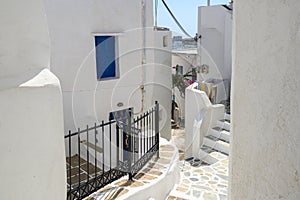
[185,82,224,159]
[0,69,66,199]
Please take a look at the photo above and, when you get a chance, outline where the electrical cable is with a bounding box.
[160,0,193,38]
[155,0,158,27]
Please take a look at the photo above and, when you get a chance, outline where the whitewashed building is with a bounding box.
[44,0,172,140]
[198,5,232,103]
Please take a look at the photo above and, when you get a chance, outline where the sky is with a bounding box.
[156,0,230,37]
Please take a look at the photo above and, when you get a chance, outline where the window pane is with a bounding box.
[95,36,116,79]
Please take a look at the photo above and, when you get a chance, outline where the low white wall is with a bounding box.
[230,0,300,199]
[0,69,66,199]
[125,139,180,200]
[185,83,224,158]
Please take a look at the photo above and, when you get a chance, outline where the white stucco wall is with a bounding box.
[185,83,224,158]
[45,0,172,140]
[0,0,50,89]
[0,0,66,199]
[230,1,300,199]
[198,5,232,82]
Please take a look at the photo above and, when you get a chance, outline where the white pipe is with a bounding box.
[140,0,146,114]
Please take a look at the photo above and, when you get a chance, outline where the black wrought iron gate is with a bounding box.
[65,101,160,199]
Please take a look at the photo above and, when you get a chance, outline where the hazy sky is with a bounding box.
[156,0,230,36]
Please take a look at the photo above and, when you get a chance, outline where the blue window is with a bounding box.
[95,36,118,80]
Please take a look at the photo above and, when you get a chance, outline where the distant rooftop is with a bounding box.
[172,48,197,55]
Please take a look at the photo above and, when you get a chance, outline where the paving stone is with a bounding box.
[179,153,185,161]
[192,190,202,198]
[194,169,204,174]
[176,186,189,193]
[134,173,157,181]
[208,181,217,185]
[203,192,218,200]
[167,196,177,200]
[147,169,163,176]
[192,185,213,191]
[113,179,144,187]
[157,157,171,165]
[219,194,227,200]
[190,177,199,182]
[160,151,174,158]
[147,162,166,170]
[182,179,190,185]
[159,145,175,151]
[183,172,191,177]
[200,175,210,180]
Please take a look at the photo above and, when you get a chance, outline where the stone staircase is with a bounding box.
[196,113,231,165]
[176,111,231,167]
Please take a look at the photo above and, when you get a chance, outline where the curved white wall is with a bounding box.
[0,1,66,199]
[231,0,300,199]
[0,0,50,89]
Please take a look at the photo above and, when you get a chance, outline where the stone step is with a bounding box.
[224,113,231,121]
[208,127,230,143]
[217,120,230,131]
[80,140,103,153]
[197,148,219,165]
[203,136,229,155]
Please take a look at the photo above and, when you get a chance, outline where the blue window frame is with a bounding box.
[95,36,118,80]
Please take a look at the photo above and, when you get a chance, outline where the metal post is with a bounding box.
[128,108,133,180]
[116,123,120,167]
[77,128,81,198]
[155,101,159,158]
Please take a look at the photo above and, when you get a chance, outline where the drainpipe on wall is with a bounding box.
[140,0,146,114]
[197,33,202,83]
[207,0,210,6]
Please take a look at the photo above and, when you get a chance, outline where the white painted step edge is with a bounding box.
[217,120,231,131]
[203,137,229,155]
[197,149,218,165]
[224,113,231,121]
[208,128,230,142]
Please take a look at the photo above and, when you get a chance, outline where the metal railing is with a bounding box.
[65,101,159,199]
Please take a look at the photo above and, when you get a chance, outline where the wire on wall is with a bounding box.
[160,0,193,38]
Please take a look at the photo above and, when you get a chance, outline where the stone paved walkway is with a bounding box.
[166,129,229,200]
[84,141,178,200]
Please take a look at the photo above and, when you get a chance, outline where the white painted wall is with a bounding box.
[230,0,300,199]
[0,0,50,89]
[45,0,172,140]
[198,5,232,85]
[185,83,224,158]
[0,0,66,199]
